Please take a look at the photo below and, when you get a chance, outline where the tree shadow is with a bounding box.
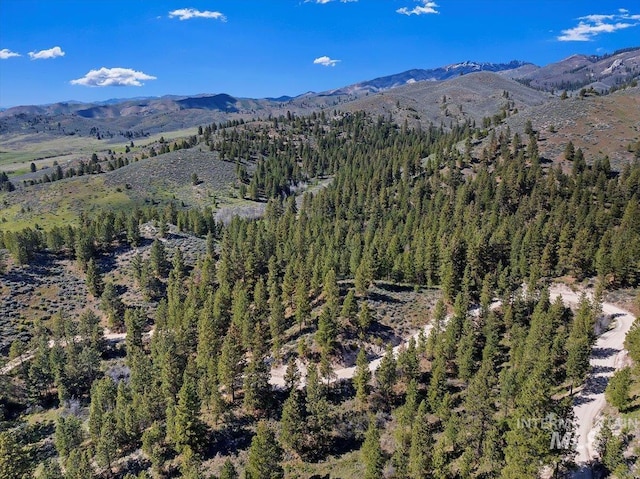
[366,291,401,304]
[590,347,619,359]
[375,282,415,293]
[574,375,614,406]
[204,419,253,458]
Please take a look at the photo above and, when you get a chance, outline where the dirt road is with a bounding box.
[548,285,635,477]
[3,283,634,477]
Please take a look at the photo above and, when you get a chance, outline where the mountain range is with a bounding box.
[0,47,639,142]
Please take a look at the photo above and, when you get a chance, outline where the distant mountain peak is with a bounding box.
[328,60,533,96]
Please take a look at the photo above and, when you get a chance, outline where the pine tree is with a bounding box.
[149,239,169,278]
[141,421,165,474]
[597,420,626,474]
[219,459,238,479]
[316,307,337,355]
[605,366,631,411]
[566,297,594,394]
[85,258,103,297]
[408,401,434,479]
[269,280,286,355]
[0,431,29,479]
[304,363,332,456]
[283,357,301,391]
[427,354,447,413]
[355,256,373,296]
[362,419,384,479]
[64,449,94,479]
[74,233,94,272]
[96,411,118,472]
[358,300,372,336]
[246,421,284,479]
[218,324,244,401]
[54,415,84,458]
[280,389,306,456]
[322,268,339,315]
[172,361,203,452]
[354,348,371,407]
[243,354,271,413]
[341,289,357,320]
[88,377,117,442]
[180,446,202,479]
[375,344,397,406]
[101,282,125,331]
[294,275,311,332]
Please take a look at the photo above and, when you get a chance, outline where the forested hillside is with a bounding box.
[1,111,639,478]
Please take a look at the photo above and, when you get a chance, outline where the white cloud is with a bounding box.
[0,48,21,59]
[169,8,226,21]
[28,46,65,60]
[558,10,640,41]
[397,1,439,16]
[314,56,340,67]
[70,67,157,87]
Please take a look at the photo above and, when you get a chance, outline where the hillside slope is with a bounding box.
[339,71,551,126]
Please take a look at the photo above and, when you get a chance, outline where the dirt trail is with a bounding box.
[269,301,498,387]
[548,285,635,477]
[3,282,635,478]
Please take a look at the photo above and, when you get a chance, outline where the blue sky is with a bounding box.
[1,1,639,107]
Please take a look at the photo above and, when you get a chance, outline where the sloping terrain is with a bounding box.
[103,148,241,206]
[504,84,640,169]
[329,60,530,95]
[339,71,551,127]
[503,47,640,92]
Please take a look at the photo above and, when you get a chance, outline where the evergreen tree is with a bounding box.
[95,411,118,472]
[280,389,306,456]
[294,274,311,332]
[304,363,332,456]
[0,431,29,479]
[64,449,94,479]
[355,256,373,296]
[150,239,169,278]
[101,282,125,330]
[219,459,238,479]
[597,420,626,474]
[316,307,337,355]
[605,366,631,411]
[269,280,286,355]
[362,419,384,479]
[246,421,284,479]
[243,354,271,413]
[218,324,244,401]
[54,415,84,458]
[180,446,202,479]
[85,258,103,297]
[283,357,301,391]
[427,354,447,413]
[322,268,339,315]
[408,401,434,479]
[358,300,372,336]
[172,361,203,452]
[341,289,357,321]
[354,347,371,407]
[375,344,397,406]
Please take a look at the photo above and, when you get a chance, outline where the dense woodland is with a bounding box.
[1,111,640,478]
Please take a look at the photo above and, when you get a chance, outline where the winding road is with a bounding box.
[548,285,636,478]
[2,285,635,475]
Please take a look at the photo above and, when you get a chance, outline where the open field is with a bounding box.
[0,126,200,173]
[0,175,132,232]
